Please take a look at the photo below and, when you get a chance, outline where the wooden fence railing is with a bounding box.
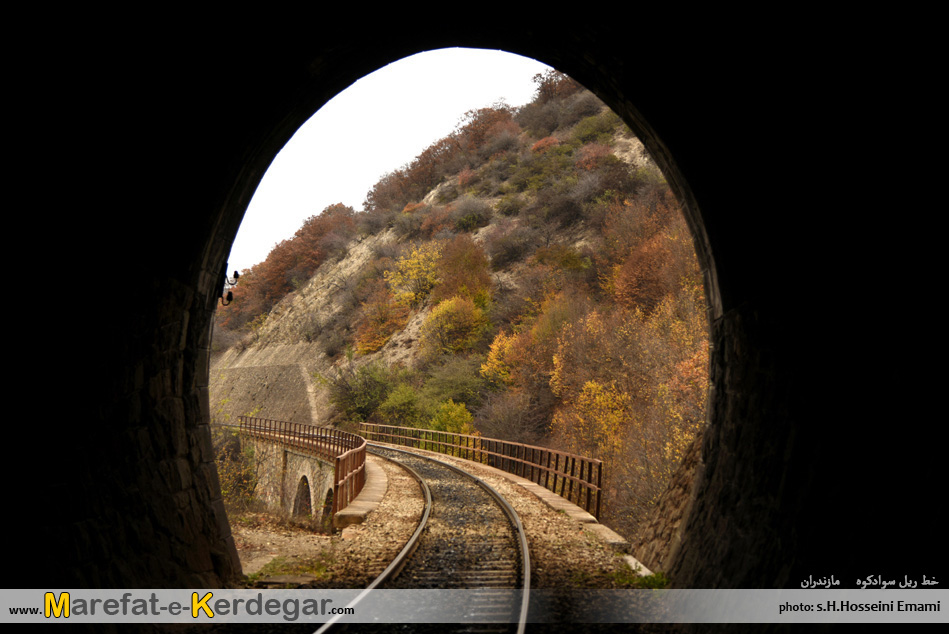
[359,423,602,519]
[237,416,366,515]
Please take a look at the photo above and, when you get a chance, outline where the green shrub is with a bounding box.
[428,399,475,434]
[571,111,623,145]
[420,296,489,356]
[319,359,402,423]
[560,90,606,128]
[515,99,562,138]
[320,329,346,359]
[449,196,492,232]
[356,209,395,235]
[478,129,519,160]
[379,383,429,428]
[495,193,523,217]
[212,426,258,512]
[510,144,574,192]
[421,355,487,409]
[393,209,426,237]
[609,566,670,589]
[482,153,519,186]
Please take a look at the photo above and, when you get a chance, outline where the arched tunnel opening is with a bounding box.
[25,26,944,602]
[213,48,711,548]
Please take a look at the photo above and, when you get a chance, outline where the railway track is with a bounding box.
[317,443,531,633]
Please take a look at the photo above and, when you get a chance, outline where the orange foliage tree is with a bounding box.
[531,69,584,104]
[430,235,492,307]
[530,136,560,153]
[547,283,708,535]
[354,281,410,354]
[217,203,355,331]
[576,142,612,171]
[455,104,517,153]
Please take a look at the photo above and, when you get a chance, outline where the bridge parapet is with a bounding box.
[360,423,602,519]
[238,416,366,515]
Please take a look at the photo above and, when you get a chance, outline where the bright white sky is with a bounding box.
[227,48,555,272]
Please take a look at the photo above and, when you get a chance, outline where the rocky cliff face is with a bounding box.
[211,230,399,426]
[210,129,658,418]
[210,137,660,429]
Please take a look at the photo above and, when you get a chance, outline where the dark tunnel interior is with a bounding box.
[21,22,944,606]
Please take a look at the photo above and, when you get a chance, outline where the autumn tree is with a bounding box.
[531,136,560,153]
[454,103,518,155]
[420,296,488,357]
[609,234,674,313]
[384,241,443,306]
[575,142,612,171]
[354,280,410,354]
[480,330,520,388]
[531,69,583,105]
[430,234,492,307]
[546,285,708,535]
[418,206,455,238]
[551,380,629,464]
[428,399,476,435]
[216,203,355,331]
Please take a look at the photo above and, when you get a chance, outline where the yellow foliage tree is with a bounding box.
[480,330,519,387]
[384,241,443,306]
[552,380,629,460]
[429,399,476,435]
[419,296,488,356]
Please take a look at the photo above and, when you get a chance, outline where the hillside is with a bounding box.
[210,71,709,539]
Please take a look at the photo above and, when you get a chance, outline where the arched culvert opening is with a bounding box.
[321,488,334,531]
[292,476,312,518]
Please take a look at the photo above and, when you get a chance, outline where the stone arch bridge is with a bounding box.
[242,434,335,521]
[233,417,366,526]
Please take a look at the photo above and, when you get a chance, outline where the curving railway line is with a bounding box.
[317,443,531,633]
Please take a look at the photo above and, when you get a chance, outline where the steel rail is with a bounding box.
[367,442,531,634]
[314,442,530,634]
[224,422,530,631]
[313,449,433,634]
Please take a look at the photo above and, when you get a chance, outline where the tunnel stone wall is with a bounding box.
[24,24,944,598]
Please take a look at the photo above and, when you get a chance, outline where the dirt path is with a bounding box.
[231,512,335,576]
